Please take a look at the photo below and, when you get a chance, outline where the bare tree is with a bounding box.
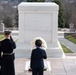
[60,0,76,29]
[0,1,17,27]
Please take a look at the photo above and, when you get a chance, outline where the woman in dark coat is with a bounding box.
[0,31,16,75]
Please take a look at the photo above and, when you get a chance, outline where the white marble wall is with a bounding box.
[18,2,58,44]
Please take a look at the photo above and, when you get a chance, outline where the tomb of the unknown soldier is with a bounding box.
[16,2,65,58]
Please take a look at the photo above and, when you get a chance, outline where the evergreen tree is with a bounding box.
[18,0,22,3]
[53,0,65,28]
[3,16,13,27]
[27,0,33,2]
[15,9,18,27]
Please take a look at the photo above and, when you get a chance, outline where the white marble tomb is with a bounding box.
[17,2,65,58]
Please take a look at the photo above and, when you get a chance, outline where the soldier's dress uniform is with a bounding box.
[0,31,16,75]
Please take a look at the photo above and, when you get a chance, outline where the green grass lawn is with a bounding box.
[61,43,73,53]
[66,35,76,44]
[0,34,17,42]
[0,34,5,41]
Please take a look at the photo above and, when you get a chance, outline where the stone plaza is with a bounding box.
[15,57,76,75]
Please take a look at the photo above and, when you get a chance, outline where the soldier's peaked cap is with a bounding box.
[4,30,11,35]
